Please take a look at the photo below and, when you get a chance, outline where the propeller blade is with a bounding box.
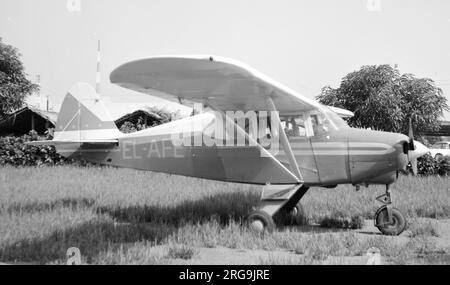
[407,140,430,175]
[408,140,430,161]
[408,117,415,150]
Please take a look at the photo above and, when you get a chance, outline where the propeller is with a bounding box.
[406,117,430,175]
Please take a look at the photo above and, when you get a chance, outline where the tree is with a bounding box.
[118,106,178,133]
[0,38,38,118]
[317,65,449,137]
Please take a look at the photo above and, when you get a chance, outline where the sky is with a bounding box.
[1,0,450,119]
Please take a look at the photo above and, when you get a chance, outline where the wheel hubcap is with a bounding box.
[386,217,398,229]
[250,220,264,232]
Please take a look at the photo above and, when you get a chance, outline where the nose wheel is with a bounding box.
[374,185,406,235]
[375,207,406,235]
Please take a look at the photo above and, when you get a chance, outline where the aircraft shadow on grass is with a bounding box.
[1,193,368,263]
[0,192,260,263]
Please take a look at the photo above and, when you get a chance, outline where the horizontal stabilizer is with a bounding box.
[26,139,118,146]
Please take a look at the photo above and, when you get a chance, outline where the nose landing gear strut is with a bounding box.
[374,184,406,235]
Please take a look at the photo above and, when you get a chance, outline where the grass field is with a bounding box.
[0,166,449,264]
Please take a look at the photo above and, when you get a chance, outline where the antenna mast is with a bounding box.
[36,74,41,109]
[96,40,101,95]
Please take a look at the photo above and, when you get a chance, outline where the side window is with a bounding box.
[282,115,306,138]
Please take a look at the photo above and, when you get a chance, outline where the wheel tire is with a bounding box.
[435,154,443,161]
[375,207,406,236]
[247,210,275,233]
[276,205,308,226]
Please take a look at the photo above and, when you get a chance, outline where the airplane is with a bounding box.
[27,55,430,236]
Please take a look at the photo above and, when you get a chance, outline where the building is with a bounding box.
[0,106,58,136]
[0,105,173,137]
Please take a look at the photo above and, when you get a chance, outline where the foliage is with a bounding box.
[119,121,142,134]
[404,154,450,176]
[0,130,88,167]
[0,38,39,117]
[318,212,365,229]
[1,106,179,165]
[118,106,179,134]
[317,65,449,136]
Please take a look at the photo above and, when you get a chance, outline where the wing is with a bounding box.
[327,106,354,118]
[110,55,323,113]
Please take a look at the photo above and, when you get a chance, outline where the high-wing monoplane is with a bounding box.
[28,56,430,235]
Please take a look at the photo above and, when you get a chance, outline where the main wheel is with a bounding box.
[247,210,275,233]
[375,207,406,236]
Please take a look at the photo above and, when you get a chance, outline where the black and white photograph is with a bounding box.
[1,0,450,269]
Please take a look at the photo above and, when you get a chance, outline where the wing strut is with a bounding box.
[265,96,303,181]
[205,99,302,184]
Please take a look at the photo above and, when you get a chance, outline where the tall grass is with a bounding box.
[302,175,450,220]
[0,166,449,264]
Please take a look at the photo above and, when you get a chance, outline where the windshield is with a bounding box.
[310,107,349,135]
[281,107,349,138]
[321,106,350,129]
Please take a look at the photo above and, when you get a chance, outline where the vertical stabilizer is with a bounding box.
[54,82,122,141]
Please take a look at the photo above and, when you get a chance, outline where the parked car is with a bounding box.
[429,141,450,159]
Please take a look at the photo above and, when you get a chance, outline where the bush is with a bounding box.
[318,212,365,229]
[1,107,181,167]
[436,156,450,176]
[118,107,179,134]
[119,121,140,134]
[405,154,450,176]
[0,130,87,167]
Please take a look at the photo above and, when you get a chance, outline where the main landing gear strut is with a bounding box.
[247,184,309,233]
[374,184,406,235]
[247,183,407,235]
